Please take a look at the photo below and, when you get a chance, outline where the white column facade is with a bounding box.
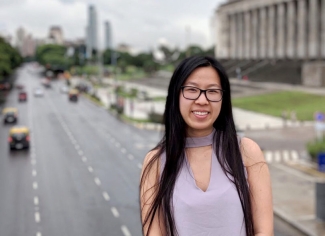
[297,0,306,59]
[244,11,251,59]
[237,13,244,59]
[276,3,285,59]
[268,5,275,59]
[259,7,267,58]
[322,0,325,58]
[230,14,237,59]
[251,9,258,59]
[308,0,319,58]
[215,13,230,58]
[286,1,296,58]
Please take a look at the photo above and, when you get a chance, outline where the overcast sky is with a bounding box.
[0,0,226,52]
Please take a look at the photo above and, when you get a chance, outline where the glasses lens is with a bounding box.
[183,87,200,100]
[206,89,222,102]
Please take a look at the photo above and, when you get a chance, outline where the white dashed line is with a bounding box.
[274,151,281,162]
[88,166,94,173]
[115,142,120,148]
[82,157,87,162]
[291,150,298,160]
[94,178,101,186]
[78,150,83,156]
[128,154,134,160]
[137,163,142,169]
[103,192,110,201]
[121,225,132,236]
[31,159,36,165]
[33,182,38,190]
[111,207,120,218]
[283,150,289,162]
[35,212,41,223]
[32,170,37,177]
[121,148,126,154]
[34,197,39,206]
[75,145,80,150]
[36,232,42,236]
[265,151,272,163]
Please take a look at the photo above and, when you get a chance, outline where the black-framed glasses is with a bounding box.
[181,86,224,102]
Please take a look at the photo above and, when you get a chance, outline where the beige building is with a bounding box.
[214,0,325,86]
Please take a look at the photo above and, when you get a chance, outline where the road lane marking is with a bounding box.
[103,192,110,201]
[75,145,80,150]
[137,163,142,169]
[291,150,298,160]
[35,212,40,223]
[274,151,281,162]
[34,197,39,205]
[265,151,272,163]
[128,154,134,160]
[283,150,289,162]
[36,232,42,236]
[88,166,94,173]
[121,148,126,154]
[78,150,83,156]
[32,170,37,177]
[94,178,101,186]
[33,182,38,189]
[115,142,120,148]
[82,157,87,162]
[121,225,132,236]
[31,159,36,165]
[111,207,119,218]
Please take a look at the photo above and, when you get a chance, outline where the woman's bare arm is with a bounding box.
[140,150,166,236]
[240,137,274,236]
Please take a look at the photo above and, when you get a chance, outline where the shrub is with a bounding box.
[148,112,164,124]
[307,138,325,161]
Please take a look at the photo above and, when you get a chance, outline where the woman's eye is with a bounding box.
[208,90,219,94]
[187,88,198,92]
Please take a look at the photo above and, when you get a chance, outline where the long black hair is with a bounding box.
[140,56,254,236]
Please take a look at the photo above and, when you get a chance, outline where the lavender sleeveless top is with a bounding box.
[160,131,246,235]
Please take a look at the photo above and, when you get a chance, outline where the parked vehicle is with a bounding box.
[8,126,30,150]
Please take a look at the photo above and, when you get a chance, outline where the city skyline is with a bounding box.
[0,0,226,52]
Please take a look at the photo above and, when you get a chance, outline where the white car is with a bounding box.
[34,88,44,97]
[60,86,69,94]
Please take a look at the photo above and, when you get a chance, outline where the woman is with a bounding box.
[140,56,273,236]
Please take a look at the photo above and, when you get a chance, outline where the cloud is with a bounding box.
[0,0,226,51]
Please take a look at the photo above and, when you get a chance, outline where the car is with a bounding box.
[15,84,24,90]
[34,88,44,97]
[68,89,79,102]
[2,107,18,124]
[8,126,30,150]
[60,86,69,94]
[18,91,27,102]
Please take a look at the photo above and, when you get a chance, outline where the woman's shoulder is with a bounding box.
[239,137,265,166]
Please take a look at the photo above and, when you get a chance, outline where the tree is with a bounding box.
[35,44,71,70]
[0,37,22,82]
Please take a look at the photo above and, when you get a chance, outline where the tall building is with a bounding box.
[48,26,64,44]
[104,21,112,50]
[214,0,325,87]
[16,27,26,52]
[86,5,98,58]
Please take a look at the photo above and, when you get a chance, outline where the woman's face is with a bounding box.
[179,66,222,137]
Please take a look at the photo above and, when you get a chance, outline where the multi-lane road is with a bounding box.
[0,65,306,236]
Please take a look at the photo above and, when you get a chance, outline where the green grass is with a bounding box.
[232,91,325,121]
[83,93,104,107]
